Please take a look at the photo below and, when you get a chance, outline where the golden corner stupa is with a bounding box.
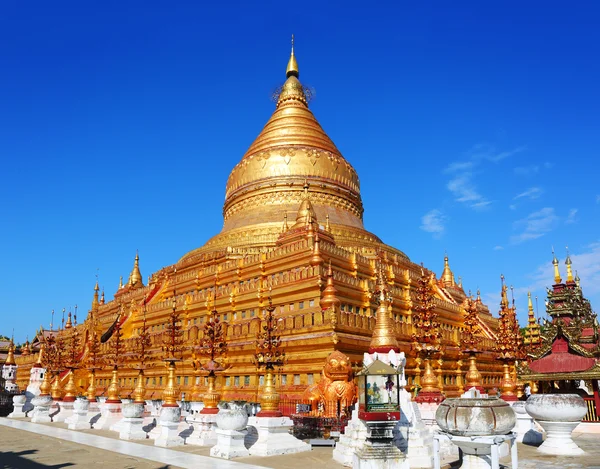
[14,39,504,401]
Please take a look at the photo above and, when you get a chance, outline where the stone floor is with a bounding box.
[2,417,600,469]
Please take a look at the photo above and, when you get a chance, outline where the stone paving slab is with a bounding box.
[4,417,600,469]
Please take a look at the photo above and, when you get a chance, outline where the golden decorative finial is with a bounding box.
[128,250,143,288]
[369,268,399,353]
[527,291,535,321]
[282,212,289,232]
[286,34,299,78]
[5,338,16,366]
[65,310,72,329]
[552,247,562,284]
[119,276,123,289]
[565,246,574,283]
[92,278,100,311]
[100,288,105,305]
[325,214,330,231]
[441,254,455,287]
[320,260,341,310]
[500,275,509,308]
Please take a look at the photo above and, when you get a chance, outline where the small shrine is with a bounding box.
[519,250,600,410]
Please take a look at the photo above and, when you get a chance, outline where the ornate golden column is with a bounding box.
[254,296,285,417]
[106,367,121,403]
[86,370,97,402]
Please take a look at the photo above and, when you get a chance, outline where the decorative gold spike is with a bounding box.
[441,255,455,287]
[368,269,399,353]
[286,34,299,78]
[565,246,574,283]
[552,248,562,284]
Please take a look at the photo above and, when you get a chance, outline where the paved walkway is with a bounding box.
[3,417,600,469]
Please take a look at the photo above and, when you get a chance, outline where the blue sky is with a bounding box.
[1,2,599,342]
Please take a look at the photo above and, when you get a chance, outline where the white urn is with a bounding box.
[122,402,145,419]
[525,393,587,455]
[216,401,249,431]
[436,397,516,436]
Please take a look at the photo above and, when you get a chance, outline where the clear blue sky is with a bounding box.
[2,2,599,342]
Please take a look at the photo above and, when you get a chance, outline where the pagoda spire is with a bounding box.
[292,181,318,229]
[4,338,16,366]
[128,251,144,288]
[320,260,341,310]
[91,279,100,312]
[565,247,574,283]
[500,275,509,309]
[100,288,105,305]
[286,34,299,78]
[65,311,73,329]
[310,232,323,266]
[552,248,562,284]
[368,267,400,353]
[441,254,456,288]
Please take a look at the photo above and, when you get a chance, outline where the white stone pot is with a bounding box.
[216,401,249,431]
[159,405,181,423]
[123,402,145,419]
[436,397,516,436]
[525,394,587,422]
[525,394,587,455]
[73,397,90,413]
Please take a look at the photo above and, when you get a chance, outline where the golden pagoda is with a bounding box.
[15,39,504,401]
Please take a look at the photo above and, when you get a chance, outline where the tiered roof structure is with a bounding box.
[520,251,600,390]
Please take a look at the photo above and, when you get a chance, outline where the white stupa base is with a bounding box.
[50,401,74,423]
[352,440,408,469]
[119,417,147,440]
[210,429,250,459]
[186,413,218,446]
[94,403,122,430]
[415,401,440,427]
[154,420,184,447]
[247,416,310,456]
[30,405,52,423]
[333,408,369,467]
[536,420,584,455]
[66,410,92,430]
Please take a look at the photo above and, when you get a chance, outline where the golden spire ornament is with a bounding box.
[85,315,102,402]
[192,306,228,413]
[132,298,153,404]
[106,308,126,403]
[62,322,81,402]
[254,294,285,417]
[286,34,299,78]
[565,246,574,283]
[412,266,443,403]
[552,248,562,284]
[461,295,484,392]
[161,296,185,407]
[494,277,518,401]
[368,267,399,353]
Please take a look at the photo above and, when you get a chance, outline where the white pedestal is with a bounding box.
[154,406,184,447]
[433,432,518,469]
[50,401,74,423]
[352,441,408,469]
[536,420,584,456]
[186,413,218,446]
[8,395,27,418]
[247,416,311,456]
[119,417,147,440]
[513,412,543,444]
[30,399,52,423]
[210,428,250,459]
[66,408,92,430]
[94,403,122,430]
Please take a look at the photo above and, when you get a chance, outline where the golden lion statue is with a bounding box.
[302,350,357,417]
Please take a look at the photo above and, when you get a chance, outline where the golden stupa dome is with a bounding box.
[181,39,409,262]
